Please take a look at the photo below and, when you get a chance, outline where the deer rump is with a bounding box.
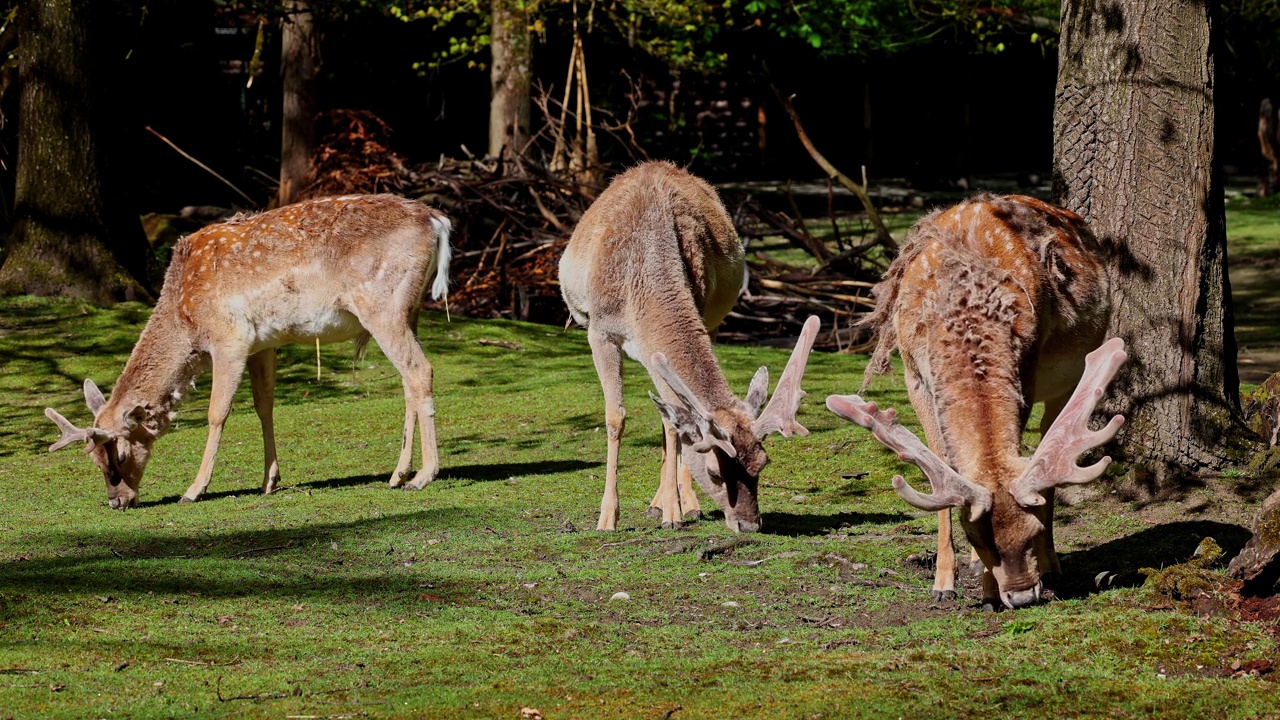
[834,194,1122,609]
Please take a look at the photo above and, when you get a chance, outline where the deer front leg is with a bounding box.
[247,348,281,494]
[589,329,625,531]
[933,508,957,601]
[182,349,248,503]
[647,450,701,520]
[658,423,683,529]
[677,455,701,520]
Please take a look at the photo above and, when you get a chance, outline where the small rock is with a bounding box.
[791,495,807,503]
[610,592,630,601]
[722,601,739,607]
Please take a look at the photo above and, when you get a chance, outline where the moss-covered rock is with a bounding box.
[1141,537,1226,600]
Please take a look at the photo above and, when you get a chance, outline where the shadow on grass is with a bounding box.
[0,507,497,603]
[1056,520,1251,599]
[441,459,601,483]
[138,487,256,508]
[762,510,913,537]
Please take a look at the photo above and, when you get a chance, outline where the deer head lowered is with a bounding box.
[559,160,820,532]
[45,194,453,509]
[827,194,1118,608]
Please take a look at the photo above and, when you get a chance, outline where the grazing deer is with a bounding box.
[826,194,1125,609]
[44,194,453,509]
[559,160,820,533]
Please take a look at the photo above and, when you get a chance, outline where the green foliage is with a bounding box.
[736,0,1059,57]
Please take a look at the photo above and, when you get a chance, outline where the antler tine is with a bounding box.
[1009,337,1128,507]
[826,394,992,522]
[650,352,713,418]
[45,408,94,452]
[753,315,820,438]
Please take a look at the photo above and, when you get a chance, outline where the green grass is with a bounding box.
[1,296,1277,718]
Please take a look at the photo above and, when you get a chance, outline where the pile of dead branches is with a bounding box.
[303,109,412,198]
[296,98,893,349]
[411,156,598,323]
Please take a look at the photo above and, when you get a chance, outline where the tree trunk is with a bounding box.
[1053,0,1248,489]
[488,0,531,163]
[0,0,150,304]
[1259,98,1279,198]
[277,0,318,207]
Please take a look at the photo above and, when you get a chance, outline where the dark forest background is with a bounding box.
[0,0,1273,217]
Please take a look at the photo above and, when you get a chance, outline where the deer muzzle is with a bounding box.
[1000,581,1044,609]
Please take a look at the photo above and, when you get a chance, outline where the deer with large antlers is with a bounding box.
[45,194,453,509]
[560,161,820,533]
[827,194,1125,609]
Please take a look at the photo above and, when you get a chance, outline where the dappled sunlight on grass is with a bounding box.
[1,293,1279,717]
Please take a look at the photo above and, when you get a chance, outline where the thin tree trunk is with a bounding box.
[0,0,149,303]
[277,0,318,207]
[1259,98,1279,198]
[1053,0,1249,489]
[489,0,531,163]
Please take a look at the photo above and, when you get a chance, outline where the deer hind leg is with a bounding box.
[588,328,625,531]
[247,348,281,494]
[361,304,439,490]
[388,383,417,488]
[182,347,248,503]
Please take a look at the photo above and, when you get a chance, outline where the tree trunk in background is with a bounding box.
[1259,98,1279,198]
[489,0,531,163]
[277,0,318,206]
[0,0,150,304]
[1053,0,1248,490]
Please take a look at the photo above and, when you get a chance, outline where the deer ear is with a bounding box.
[649,392,737,458]
[84,380,106,417]
[745,367,768,418]
[125,404,148,429]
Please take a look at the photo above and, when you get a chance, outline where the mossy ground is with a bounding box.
[2,288,1279,718]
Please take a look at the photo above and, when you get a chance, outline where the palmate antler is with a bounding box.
[44,408,113,453]
[1007,337,1127,507]
[826,395,993,522]
[752,315,820,439]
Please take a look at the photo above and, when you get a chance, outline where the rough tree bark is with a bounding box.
[0,0,150,303]
[1053,0,1248,489]
[489,0,532,163]
[276,0,318,207]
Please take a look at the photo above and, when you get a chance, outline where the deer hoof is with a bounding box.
[931,589,957,603]
[660,520,684,531]
[981,600,1001,613]
[178,495,196,504]
[644,506,663,518]
[682,509,702,521]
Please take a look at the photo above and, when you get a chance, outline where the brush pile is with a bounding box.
[296,109,894,349]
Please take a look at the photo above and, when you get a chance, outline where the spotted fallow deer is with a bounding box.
[44,194,453,509]
[559,161,820,533]
[826,194,1127,609]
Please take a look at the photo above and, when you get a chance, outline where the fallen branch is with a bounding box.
[770,84,897,254]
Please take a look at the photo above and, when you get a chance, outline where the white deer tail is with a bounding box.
[429,215,453,301]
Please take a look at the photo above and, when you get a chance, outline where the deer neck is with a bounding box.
[933,373,1028,487]
[643,318,737,412]
[110,301,202,434]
